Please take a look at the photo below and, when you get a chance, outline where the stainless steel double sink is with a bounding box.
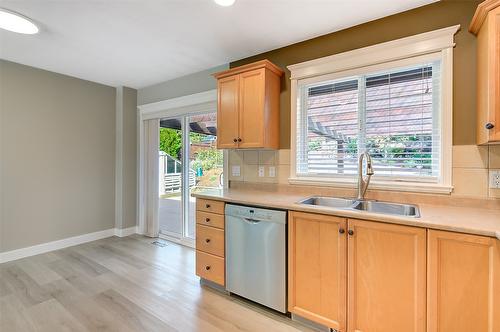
[298,196,420,217]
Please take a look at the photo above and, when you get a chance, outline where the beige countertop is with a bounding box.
[192,188,500,240]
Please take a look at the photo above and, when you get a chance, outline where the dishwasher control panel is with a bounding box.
[225,204,286,223]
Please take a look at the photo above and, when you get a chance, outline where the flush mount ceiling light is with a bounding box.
[0,8,39,34]
[214,0,236,6]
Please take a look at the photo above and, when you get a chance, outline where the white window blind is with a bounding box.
[296,61,441,182]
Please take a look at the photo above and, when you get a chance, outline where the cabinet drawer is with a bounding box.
[196,224,225,257]
[196,199,225,214]
[196,211,225,229]
[196,251,225,286]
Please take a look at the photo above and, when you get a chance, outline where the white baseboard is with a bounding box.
[0,226,138,264]
[114,226,138,237]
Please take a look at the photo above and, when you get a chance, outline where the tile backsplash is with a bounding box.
[228,149,290,184]
[453,145,499,199]
[228,145,500,199]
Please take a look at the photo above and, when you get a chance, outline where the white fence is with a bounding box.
[159,152,196,194]
[163,170,196,193]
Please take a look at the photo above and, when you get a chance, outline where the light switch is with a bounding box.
[231,165,241,177]
[269,166,276,177]
[258,166,265,177]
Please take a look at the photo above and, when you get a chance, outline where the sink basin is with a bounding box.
[298,196,357,209]
[352,200,420,217]
[298,196,420,217]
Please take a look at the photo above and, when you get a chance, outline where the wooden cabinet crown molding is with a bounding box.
[470,0,500,34]
[213,59,284,79]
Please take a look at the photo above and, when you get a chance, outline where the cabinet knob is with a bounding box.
[205,218,210,222]
[205,238,211,243]
[237,138,242,142]
[486,123,495,130]
[348,230,354,236]
[205,204,210,208]
[233,138,238,143]
[339,228,345,234]
[205,265,211,270]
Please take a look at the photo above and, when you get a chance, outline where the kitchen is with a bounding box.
[1,0,499,331]
[191,1,500,331]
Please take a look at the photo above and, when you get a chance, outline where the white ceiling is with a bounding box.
[0,0,437,89]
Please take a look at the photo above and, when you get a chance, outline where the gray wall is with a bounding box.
[121,87,137,229]
[1,60,116,252]
[137,64,228,105]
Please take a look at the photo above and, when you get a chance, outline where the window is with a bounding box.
[298,61,440,181]
[289,26,459,193]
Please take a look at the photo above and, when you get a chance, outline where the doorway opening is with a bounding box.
[158,112,222,246]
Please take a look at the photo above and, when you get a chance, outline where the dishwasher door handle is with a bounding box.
[243,217,262,224]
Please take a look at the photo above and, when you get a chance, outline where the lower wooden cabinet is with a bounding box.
[196,251,225,286]
[347,219,426,332]
[289,212,500,332]
[288,212,347,330]
[427,230,500,331]
[195,199,225,286]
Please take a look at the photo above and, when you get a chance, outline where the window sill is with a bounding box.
[288,176,453,195]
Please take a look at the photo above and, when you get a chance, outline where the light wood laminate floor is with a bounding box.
[0,235,314,332]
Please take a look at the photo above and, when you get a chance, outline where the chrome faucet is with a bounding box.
[357,152,374,200]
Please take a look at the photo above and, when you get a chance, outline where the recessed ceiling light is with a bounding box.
[0,8,39,34]
[214,0,236,7]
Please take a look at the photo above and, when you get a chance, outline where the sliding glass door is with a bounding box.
[158,116,184,238]
[158,111,222,245]
[187,113,223,238]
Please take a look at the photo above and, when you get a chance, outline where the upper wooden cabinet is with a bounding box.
[427,230,500,332]
[470,0,500,144]
[213,60,283,149]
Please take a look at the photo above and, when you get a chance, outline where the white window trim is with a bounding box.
[288,25,460,194]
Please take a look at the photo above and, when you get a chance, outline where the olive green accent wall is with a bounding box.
[231,0,481,148]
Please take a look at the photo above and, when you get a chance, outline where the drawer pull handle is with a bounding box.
[205,218,210,222]
[205,238,211,243]
[486,122,494,130]
[205,204,211,208]
[205,265,211,270]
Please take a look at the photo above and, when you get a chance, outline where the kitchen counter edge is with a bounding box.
[192,190,500,240]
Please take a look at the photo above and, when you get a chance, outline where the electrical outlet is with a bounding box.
[268,166,276,178]
[490,170,500,189]
[258,166,265,177]
[231,165,240,177]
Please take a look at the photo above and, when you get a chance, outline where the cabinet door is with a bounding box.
[217,75,239,149]
[492,6,500,141]
[427,230,500,332]
[288,212,347,330]
[347,219,426,332]
[477,5,500,143]
[238,68,265,148]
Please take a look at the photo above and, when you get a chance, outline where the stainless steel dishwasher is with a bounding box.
[225,204,287,313]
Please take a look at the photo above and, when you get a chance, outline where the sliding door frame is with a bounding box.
[137,90,228,245]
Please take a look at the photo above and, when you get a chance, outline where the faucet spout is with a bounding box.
[357,152,374,200]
